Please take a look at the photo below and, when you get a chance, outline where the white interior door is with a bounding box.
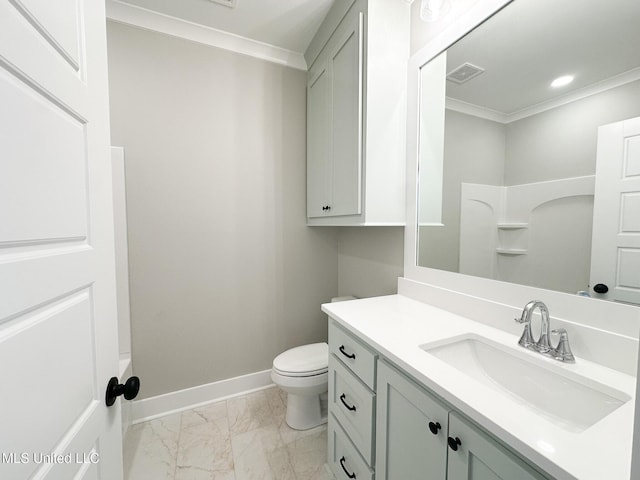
[0,1,123,479]
[590,116,640,305]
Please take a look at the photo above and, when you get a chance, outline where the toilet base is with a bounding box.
[285,392,328,430]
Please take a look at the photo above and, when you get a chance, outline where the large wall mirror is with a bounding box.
[416,0,640,304]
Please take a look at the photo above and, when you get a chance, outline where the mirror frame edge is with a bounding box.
[404,0,640,319]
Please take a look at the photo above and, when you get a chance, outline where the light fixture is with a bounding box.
[550,75,574,88]
[420,0,451,22]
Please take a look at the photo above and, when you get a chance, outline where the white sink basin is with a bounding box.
[420,334,630,433]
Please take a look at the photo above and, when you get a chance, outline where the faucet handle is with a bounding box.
[551,329,575,363]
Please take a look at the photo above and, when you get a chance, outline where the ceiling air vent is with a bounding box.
[208,0,238,8]
[447,63,485,84]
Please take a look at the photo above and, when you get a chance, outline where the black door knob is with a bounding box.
[428,421,441,435]
[448,436,462,451]
[593,283,609,294]
[105,376,140,407]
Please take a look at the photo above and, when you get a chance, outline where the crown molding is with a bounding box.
[105,0,308,71]
[506,66,640,122]
[446,66,640,125]
[446,97,508,123]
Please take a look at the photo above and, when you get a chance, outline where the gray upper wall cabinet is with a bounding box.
[305,0,410,226]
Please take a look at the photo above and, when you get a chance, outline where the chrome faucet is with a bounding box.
[515,300,552,353]
[515,301,575,362]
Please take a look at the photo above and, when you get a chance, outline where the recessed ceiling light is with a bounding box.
[550,75,574,88]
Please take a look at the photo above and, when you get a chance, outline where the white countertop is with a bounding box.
[322,294,636,480]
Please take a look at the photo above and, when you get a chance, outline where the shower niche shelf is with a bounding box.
[497,223,529,230]
[496,248,528,255]
[496,222,528,256]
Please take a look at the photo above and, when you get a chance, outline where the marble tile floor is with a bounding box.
[124,387,334,480]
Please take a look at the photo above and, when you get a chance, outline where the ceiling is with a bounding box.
[116,0,336,53]
[444,0,640,117]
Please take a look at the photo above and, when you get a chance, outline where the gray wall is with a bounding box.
[505,80,640,185]
[107,22,341,399]
[338,227,404,299]
[419,110,505,271]
[107,22,403,399]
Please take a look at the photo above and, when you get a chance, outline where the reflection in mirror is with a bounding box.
[416,0,640,303]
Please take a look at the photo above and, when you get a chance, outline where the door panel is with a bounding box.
[0,66,87,244]
[13,0,81,68]
[0,0,121,479]
[376,360,449,480]
[307,62,330,217]
[590,117,640,304]
[447,413,546,480]
[329,12,363,217]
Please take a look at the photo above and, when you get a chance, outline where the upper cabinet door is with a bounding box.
[376,361,449,480]
[447,413,547,480]
[307,61,331,218]
[306,10,364,219]
[329,11,363,218]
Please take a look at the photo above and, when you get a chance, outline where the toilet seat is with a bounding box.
[272,342,328,377]
[273,365,328,378]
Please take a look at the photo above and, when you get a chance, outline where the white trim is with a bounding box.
[405,0,513,278]
[445,97,508,123]
[105,0,307,71]
[131,369,274,423]
[446,67,640,125]
[507,66,640,122]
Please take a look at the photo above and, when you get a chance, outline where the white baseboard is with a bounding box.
[131,369,274,424]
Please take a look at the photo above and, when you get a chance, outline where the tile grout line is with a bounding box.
[172,408,184,480]
[223,397,238,478]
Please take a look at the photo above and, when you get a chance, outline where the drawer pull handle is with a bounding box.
[339,393,357,412]
[339,456,356,479]
[428,421,441,435]
[339,345,356,360]
[448,436,462,451]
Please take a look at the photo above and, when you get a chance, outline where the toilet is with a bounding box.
[271,296,356,430]
[271,342,329,430]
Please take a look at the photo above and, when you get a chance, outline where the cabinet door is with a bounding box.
[447,413,548,480]
[307,61,330,218]
[328,11,363,217]
[376,361,449,480]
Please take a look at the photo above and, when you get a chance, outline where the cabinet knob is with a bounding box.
[428,421,441,435]
[447,436,462,451]
[322,205,332,211]
[593,283,609,294]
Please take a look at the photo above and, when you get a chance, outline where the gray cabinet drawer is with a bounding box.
[328,413,374,480]
[329,320,377,389]
[329,354,375,465]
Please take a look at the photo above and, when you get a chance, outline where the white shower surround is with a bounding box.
[459,175,595,291]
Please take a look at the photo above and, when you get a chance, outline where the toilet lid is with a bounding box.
[273,343,328,377]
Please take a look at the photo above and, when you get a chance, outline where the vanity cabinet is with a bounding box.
[327,315,552,480]
[376,360,549,480]
[305,0,409,226]
[328,320,377,479]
